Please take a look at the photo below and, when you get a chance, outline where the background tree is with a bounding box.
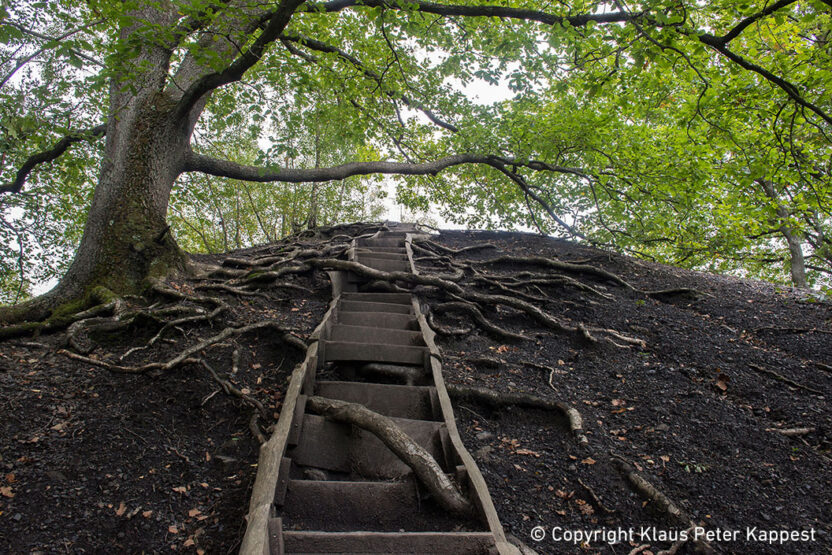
[1,0,831,326]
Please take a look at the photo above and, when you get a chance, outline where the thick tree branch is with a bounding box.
[173,0,306,119]
[1,124,107,195]
[716,0,798,44]
[313,0,638,27]
[184,150,486,182]
[697,36,832,126]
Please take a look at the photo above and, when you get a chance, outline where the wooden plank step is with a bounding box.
[355,238,405,248]
[353,257,411,273]
[320,340,427,365]
[282,480,419,530]
[352,250,408,261]
[336,312,419,330]
[339,300,412,314]
[278,529,496,554]
[351,246,407,254]
[288,414,445,478]
[328,325,425,347]
[316,381,437,420]
[341,292,412,304]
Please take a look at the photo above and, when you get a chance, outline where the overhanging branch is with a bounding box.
[1,124,107,195]
[184,151,483,182]
[311,0,638,26]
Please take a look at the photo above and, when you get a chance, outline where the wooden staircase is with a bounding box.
[241,223,518,555]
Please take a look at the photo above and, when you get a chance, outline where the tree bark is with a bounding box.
[758,179,808,288]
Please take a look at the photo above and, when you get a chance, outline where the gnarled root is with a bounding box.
[432,301,529,342]
[306,395,475,516]
[446,384,588,446]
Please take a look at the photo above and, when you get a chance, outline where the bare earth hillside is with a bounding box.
[1,225,829,554]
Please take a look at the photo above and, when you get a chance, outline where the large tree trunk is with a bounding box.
[0,11,202,324]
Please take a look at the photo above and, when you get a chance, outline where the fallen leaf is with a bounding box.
[251,363,261,369]
[611,399,625,407]
[188,508,201,517]
[495,345,509,353]
[143,510,153,518]
[581,457,596,465]
[116,502,127,516]
[0,486,14,498]
[515,448,541,457]
[241,388,251,395]
[172,486,187,493]
[168,525,179,534]
[660,455,670,463]
[183,538,195,547]
[200,482,209,488]
[716,373,730,391]
[5,473,15,483]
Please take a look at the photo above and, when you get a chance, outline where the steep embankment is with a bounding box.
[0,225,829,554]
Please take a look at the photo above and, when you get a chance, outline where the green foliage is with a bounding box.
[2,0,831,300]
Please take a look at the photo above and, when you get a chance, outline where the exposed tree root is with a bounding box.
[446,384,589,446]
[0,288,120,340]
[432,302,529,341]
[612,457,713,553]
[415,239,497,256]
[468,255,636,290]
[425,312,472,336]
[748,363,823,395]
[195,283,272,298]
[359,362,427,385]
[306,395,474,516]
[59,320,305,374]
[308,258,643,347]
[200,359,269,443]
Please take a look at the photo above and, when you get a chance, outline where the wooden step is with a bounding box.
[328,325,425,346]
[273,526,496,554]
[353,250,408,261]
[341,292,412,304]
[316,381,437,420]
[336,312,419,330]
[339,300,412,314]
[288,414,445,478]
[320,340,427,365]
[353,257,412,273]
[282,479,430,531]
[351,246,407,254]
[356,238,406,248]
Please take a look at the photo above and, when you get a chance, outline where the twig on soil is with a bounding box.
[612,457,712,553]
[577,477,616,514]
[747,363,823,395]
[753,326,832,335]
[656,527,695,555]
[306,395,474,516]
[765,427,815,437]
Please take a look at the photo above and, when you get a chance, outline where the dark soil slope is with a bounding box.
[1,226,829,554]
[416,230,831,555]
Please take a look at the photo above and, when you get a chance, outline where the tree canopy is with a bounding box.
[1,0,831,306]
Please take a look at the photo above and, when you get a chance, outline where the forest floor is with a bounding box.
[1,226,830,554]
